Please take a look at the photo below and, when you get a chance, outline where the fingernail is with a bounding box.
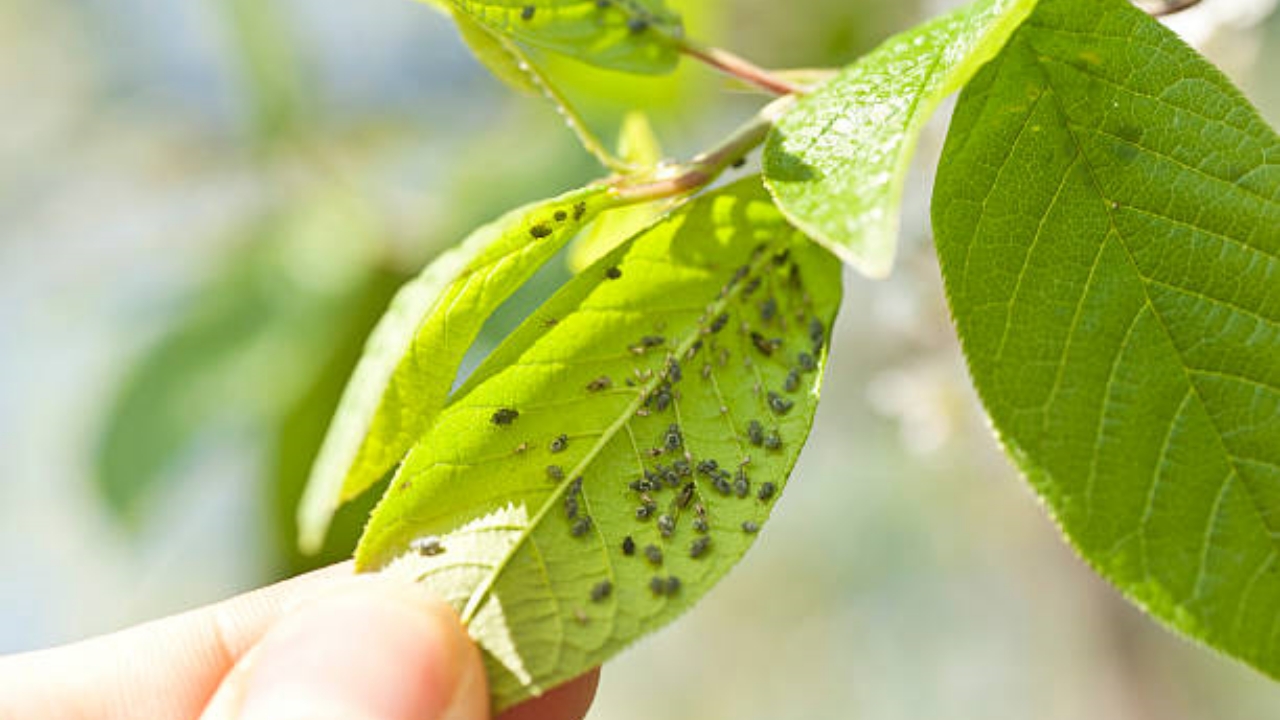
[228,578,487,720]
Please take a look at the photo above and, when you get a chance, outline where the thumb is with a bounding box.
[199,575,487,720]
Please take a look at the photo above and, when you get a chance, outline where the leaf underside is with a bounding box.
[298,186,613,552]
[356,179,843,710]
[763,0,1036,278]
[452,0,683,75]
[934,0,1280,677]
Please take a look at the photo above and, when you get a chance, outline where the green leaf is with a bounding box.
[355,179,842,710]
[763,0,1036,278]
[450,0,683,75]
[299,186,615,552]
[569,112,675,271]
[453,9,541,95]
[934,0,1280,678]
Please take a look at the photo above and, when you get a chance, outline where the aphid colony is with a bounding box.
[479,239,826,612]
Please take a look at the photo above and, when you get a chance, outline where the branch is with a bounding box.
[678,42,804,97]
[609,96,795,202]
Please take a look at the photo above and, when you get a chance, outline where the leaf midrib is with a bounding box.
[459,240,777,625]
[1027,38,1280,569]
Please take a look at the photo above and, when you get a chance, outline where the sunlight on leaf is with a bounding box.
[764,0,1036,278]
[299,186,615,552]
[356,178,843,709]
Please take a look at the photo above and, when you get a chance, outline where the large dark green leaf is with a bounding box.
[934,0,1280,677]
[356,179,843,709]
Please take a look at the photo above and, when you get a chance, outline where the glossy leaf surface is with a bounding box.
[764,0,1035,278]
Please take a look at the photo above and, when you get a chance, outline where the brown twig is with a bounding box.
[678,42,804,97]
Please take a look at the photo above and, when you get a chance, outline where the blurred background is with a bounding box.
[3,0,1279,717]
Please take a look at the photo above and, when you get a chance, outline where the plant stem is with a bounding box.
[609,96,795,202]
[678,41,804,97]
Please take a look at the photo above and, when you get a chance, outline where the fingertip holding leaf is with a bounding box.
[762,0,1036,279]
[934,0,1280,680]
[298,187,614,553]
[357,178,842,710]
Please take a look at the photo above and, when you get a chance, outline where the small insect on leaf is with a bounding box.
[491,408,520,425]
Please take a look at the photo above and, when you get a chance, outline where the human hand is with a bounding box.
[0,563,598,720]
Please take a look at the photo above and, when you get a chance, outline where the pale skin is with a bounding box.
[0,563,598,720]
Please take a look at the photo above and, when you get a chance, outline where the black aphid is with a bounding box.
[664,576,681,594]
[784,369,801,393]
[649,576,666,595]
[663,423,683,451]
[645,544,663,565]
[661,466,681,487]
[708,313,729,334]
[809,318,825,348]
[629,478,657,493]
[651,386,673,412]
[772,249,790,266]
[685,339,703,361]
[491,408,519,425]
[521,5,535,20]
[672,459,692,477]
[764,431,783,451]
[758,481,777,501]
[697,459,719,475]
[760,298,777,322]
[713,476,732,496]
[742,520,760,534]
[728,264,749,288]
[636,503,655,520]
[546,464,564,481]
[591,580,613,602]
[627,16,648,33]
[571,516,593,537]
[586,375,612,392]
[676,481,695,509]
[529,223,552,239]
[733,469,750,498]
[767,392,794,416]
[564,496,579,519]
[692,517,709,533]
[690,536,711,558]
[410,536,445,556]
[742,276,761,297]
[731,157,747,169]
[622,535,636,555]
[569,476,584,496]
[573,201,587,220]
[797,351,816,372]
[666,357,683,382]
[750,332,775,357]
[657,514,675,538]
[605,266,622,280]
[747,420,765,447]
